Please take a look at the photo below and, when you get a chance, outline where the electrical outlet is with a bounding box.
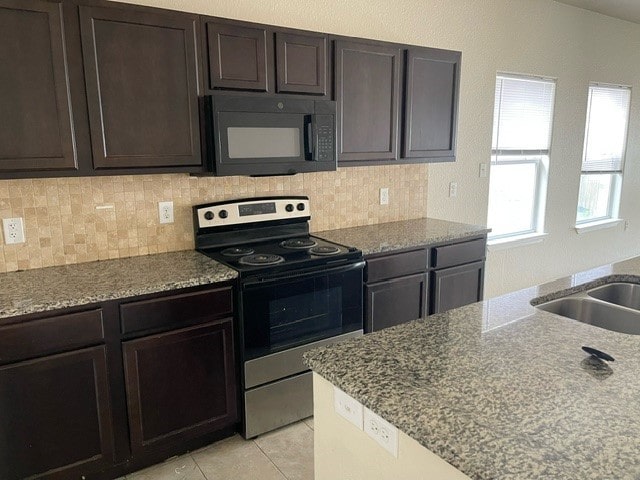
[158,201,174,224]
[624,220,630,231]
[364,407,398,457]
[334,386,363,429]
[479,163,488,178]
[380,188,389,205]
[449,182,458,198]
[3,217,25,245]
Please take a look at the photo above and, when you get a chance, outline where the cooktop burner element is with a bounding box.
[238,254,285,266]
[280,238,317,249]
[221,247,255,257]
[309,245,341,256]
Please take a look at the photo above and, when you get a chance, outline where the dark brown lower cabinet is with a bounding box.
[366,273,428,332]
[0,346,114,480]
[431,260,485,314]
[123,319,237,455]
[363,237,486,332]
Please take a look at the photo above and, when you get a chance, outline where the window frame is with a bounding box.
[488,73,556,242]
[575,83,631,226]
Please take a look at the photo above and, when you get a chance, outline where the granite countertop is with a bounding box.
[0,251,237,319]
[305,256,640,479]
[315,217,490,255]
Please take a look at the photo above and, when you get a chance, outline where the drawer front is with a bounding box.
[365,248,428,283]
[120,287,233,335]
[0,309,104,365]
[432,238,486,269]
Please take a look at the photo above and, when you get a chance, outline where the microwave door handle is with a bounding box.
[306,119,315,161]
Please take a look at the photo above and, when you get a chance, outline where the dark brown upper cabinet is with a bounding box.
[275,32,328,95]
[402,47,460,162]
[335,40,401,164]
[79,5,202,170]
[0,0,83,175]
[205,21,272,92]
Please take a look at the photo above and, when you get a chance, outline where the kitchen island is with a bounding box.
[304,256,640,479]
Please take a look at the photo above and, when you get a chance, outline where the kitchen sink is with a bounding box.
[587,283,640,311]
[536,297,640,335]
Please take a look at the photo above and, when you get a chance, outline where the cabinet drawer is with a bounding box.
[366,249,428,283]
[0,309,104,365]
[120,287,233,335]
[432,238,486,269]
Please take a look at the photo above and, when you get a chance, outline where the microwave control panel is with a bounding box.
[314,115,335,162]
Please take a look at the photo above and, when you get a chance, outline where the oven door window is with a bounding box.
[217,112,310,164]
[241,266,363,360]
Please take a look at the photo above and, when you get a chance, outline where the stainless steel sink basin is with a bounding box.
[536,297,640,335]
[588,283,640,311]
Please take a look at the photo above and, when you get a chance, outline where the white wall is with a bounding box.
[115,0,640,297]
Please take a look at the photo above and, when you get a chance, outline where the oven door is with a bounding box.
[239,261,365,361]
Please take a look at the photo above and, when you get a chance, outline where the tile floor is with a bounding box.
[123,418,314,480]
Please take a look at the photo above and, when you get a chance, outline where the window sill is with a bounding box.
[487,232,549,251]
[574,218,623,234]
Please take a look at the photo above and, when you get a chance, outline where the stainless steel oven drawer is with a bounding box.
[244,372,312,439]
[244,330,362,389]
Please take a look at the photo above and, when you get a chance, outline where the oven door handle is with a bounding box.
[242,260,365,287]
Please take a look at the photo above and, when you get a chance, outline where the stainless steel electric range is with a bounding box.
[193,196,364,438]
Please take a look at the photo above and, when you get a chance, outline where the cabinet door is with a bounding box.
[402,48,460,161]
[123,319,237,454]
[79,5,201,169]
[365,273,428,333]
[275,32,327,95]
[335,40,401,163]
[205,22,270,92]
[0,346,114,480]
[431,261,484,315]
[0,0,78,173]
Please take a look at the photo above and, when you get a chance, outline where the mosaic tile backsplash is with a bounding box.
[0,165,428,273]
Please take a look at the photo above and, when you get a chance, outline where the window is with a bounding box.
[576,84,631,225]
[487,74,556,240]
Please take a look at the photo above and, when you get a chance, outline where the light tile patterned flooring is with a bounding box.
[123,418,314,480]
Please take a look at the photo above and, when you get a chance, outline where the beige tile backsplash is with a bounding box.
[0,165,428,273]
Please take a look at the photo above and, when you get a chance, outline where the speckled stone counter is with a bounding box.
[0,251,237,319]
[305,256,640,479]
[315,218,489,255]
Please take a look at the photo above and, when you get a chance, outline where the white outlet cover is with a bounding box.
[380,187,389,205]
[2,217,25,245]
[334,386,363,429]
[158,201,174,224]
[364,407,398,457]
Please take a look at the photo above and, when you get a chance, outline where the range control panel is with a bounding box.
[195,197,310,229]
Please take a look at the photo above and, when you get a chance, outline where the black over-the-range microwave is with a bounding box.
[204,94,337,176]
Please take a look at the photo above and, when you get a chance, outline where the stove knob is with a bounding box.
[204,211,214,220]
[219,209,228,219]
[285,204,294,212]
[296,203,305,211]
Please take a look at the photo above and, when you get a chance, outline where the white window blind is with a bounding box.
[581,85,631,173]
[492,75,556,158]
